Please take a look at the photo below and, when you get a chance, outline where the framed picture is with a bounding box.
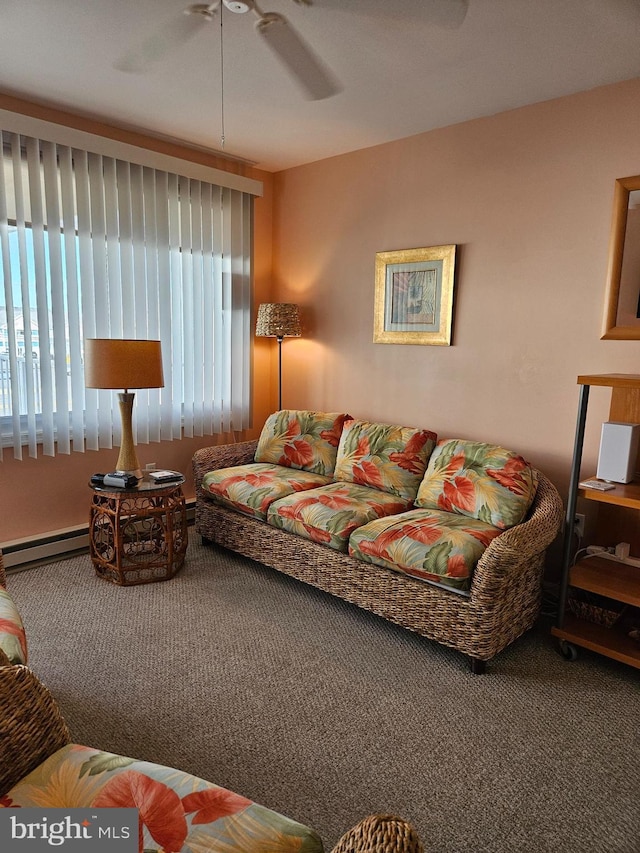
[602,175,640,340]
[373,245,456,345]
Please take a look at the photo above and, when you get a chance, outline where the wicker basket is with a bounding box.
[568,597,620,628]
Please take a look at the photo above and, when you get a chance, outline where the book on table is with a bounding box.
[148,470,183,483]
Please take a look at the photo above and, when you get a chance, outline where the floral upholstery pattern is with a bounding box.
[2,744,323,853]
[254,410,351,476]
[415,439,538,529]
[333,420,437,502]
[202,463,333,521]
[267,482,412,552]
[349,508,502,592]
[0,588,27,665]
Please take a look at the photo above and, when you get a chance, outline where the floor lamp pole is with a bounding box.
[277,335,283,410]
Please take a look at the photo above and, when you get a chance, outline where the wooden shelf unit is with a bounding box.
[552,615,640,669]
[554,374,640,669]
[569,555,640,606]
[578,478,640,509]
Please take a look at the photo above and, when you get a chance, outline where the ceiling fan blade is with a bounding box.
[114,6,216,73]
[311,0,469,30]
[256,13,342,101]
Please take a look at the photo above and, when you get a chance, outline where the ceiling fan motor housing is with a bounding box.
[223,0,252,12]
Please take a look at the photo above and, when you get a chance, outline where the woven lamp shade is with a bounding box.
[84,339,164,390]
[256,303,301,339]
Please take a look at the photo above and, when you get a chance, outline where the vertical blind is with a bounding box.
[0,130,253,460]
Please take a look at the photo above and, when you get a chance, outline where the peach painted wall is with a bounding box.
[271,78,640,508]
[6,79,640,545]
[0,98,276,544]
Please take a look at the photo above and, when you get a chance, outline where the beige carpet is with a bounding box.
[7,539,640,852]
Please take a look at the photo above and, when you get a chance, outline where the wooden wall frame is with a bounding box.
[602,175,640,340]
[373,245,456,346]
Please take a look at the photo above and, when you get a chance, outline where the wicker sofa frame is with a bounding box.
[193,440,563,674]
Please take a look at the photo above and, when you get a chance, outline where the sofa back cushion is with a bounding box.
[415,438,538,529]
[254,410,350,476]
[333,419,437,502]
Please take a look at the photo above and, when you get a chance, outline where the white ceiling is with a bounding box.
[1,0,640,173]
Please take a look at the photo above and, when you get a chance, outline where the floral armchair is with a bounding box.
[0,664,423,853]
[0,551,28,667]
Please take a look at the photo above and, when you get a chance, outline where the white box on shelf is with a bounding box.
[596,422,640,484]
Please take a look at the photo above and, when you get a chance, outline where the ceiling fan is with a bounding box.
[116,0,470,102]
[116,0,341,101]
[189,0,341,100]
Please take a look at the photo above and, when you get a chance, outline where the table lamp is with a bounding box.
[84,338,164,480]
[255,303,301,410]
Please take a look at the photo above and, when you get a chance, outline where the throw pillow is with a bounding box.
[254,410,351,476]
[333,419,437,502]
[415,438,538,529]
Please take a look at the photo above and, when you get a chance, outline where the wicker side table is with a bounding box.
[89,477,188,586]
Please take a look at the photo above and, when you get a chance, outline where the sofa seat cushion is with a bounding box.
[0,587,27,665]
[333,419,437,501]
[202,463,333,521]
[416,439,538,529]
[348,508,502,592]
[267,482,413,552]
[2,744,322,853]
[254,409,351,476]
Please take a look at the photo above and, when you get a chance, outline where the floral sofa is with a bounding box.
[193,410,564,673]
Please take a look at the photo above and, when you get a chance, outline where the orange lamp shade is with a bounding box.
[84,339,164,390]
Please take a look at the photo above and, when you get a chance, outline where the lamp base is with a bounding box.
[116,393,142,481]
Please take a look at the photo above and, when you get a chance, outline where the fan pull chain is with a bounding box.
[219,7,225,150]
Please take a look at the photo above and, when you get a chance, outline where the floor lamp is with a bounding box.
[256,303,301,410]
[84,338,164,480]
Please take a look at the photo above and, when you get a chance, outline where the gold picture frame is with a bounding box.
[602,175,640,340]
[373,245,456,345]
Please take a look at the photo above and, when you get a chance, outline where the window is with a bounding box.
[0,127,256,460]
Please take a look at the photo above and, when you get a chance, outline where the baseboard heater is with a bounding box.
[3,500,196,571]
